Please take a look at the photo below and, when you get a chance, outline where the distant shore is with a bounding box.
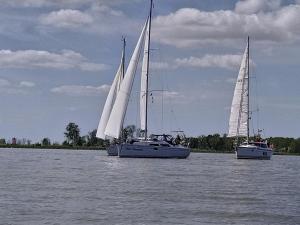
[1,145,299,156]
[0,144,106,151]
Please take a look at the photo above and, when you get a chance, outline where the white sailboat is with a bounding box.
[228,37,272,160]
[96,38,126,156]
[97,0,190,158]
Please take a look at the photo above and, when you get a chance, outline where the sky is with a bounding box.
[0,0,299,143]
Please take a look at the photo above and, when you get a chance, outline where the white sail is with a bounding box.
[104,20,148,138]
[140,20,150,131]
[96,51,124,139]
[228,43,249,137]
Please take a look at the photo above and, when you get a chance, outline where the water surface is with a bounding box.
[0,149,299,225]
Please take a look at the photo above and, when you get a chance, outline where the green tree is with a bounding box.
[289,138,300,153]
[207,134,221,150]
[198,135,208,149]
[224,136,234,152]
[188,137,199,149]
[0,138,6,145]
[41,138,51,146]
[87,129,98,146]
[64,122,81,146]
[78,136,87,146]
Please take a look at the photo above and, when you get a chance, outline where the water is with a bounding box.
[0,149,299,225]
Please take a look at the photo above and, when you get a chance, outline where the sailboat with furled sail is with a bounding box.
[228,37,272,160]
[97,0,190,158]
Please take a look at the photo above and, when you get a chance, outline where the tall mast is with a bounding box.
[247,36,250,143]
[144,0,153,140]
[120,36,126,141]
[122,36,126,79]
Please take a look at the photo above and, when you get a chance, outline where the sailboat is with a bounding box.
[96,37,126,156]
[228,37,273,160]
[97,0,190,158]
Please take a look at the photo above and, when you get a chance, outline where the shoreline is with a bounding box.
[1,145,299,156]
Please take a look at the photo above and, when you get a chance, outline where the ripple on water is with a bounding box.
[0,149,299,225]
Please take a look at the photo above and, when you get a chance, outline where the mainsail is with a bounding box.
[96,48,125,139]
[228,41,249,137]
[104,19,148,138]
[140,20,150,131]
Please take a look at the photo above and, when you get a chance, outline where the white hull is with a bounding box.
[118,142,190,158]
[236,145,273,160]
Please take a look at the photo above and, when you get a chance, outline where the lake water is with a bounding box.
[0,149,299,225]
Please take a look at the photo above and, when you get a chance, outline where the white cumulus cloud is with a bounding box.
[51,85,110,96]
[235,0,282,14]
[0,0,85,7]
[147,54,250,71]
[152,3,300,48]
[0,49,109,71]
[150,62,170,70]
[40,9,93,29]
[0,79,36,94]
[175,54,243,70]
[19,81,36,87]
[0,0,142,8]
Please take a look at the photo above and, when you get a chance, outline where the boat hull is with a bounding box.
[236,146,273,160]
[107,145,119,156]
[118,143,190,158]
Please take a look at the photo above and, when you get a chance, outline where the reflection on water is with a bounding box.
[0,149,299,225]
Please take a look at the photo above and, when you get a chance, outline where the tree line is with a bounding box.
[0,122,299,154]
[187,134,300,154]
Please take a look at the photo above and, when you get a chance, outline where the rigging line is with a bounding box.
[136,90,139,133]
[249,61,260,136]
[150,6,165,133]
[254,65,261,136]
[161,87,164,132]
[157,37,165,133]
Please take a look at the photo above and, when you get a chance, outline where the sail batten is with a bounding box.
[228,43,249,137]
[104,20,148,139]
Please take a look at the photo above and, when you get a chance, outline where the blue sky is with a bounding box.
[0,0,299,143]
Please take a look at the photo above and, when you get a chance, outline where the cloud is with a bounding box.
[0,79,35,94]
[150,62,170,70]
[0,0,85,7]
[0,49,109,71]
[150,90,189,105]
[0,78,11,87]
[85,4,140,36]
[51,84,110,96]
[163,91,182,99]
[235,0,282,14]
[40,9,93,29]
[19,81,36,88]
[37,4,140,36]
[175,54,243,70]
[149,54,246,71]
[0,0,138,8]
[79,62,109,72]
[152,3,300,48]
